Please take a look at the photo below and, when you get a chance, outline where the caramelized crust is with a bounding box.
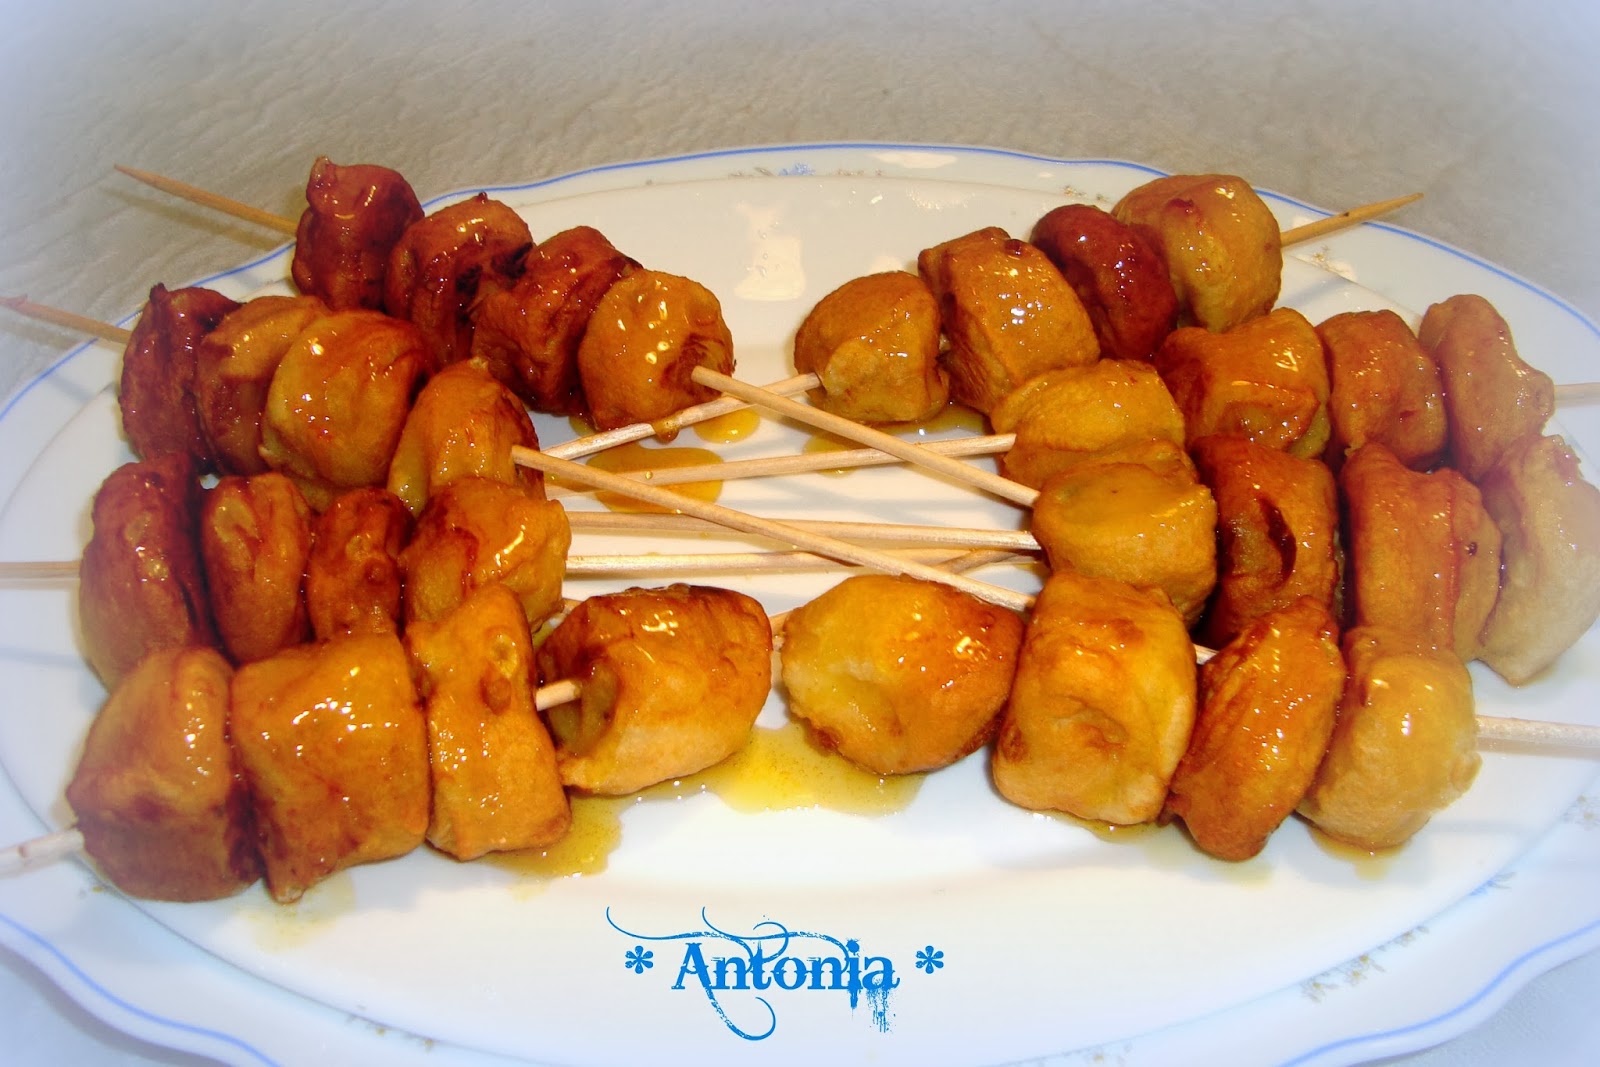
[230,634,430,903]
[291,156,424,312]
[405,583,570,860]
[66,646,259,901]
[780,574,1024,775]
[792,271,949,425]
[538,584,773,795]
[917,227,1100,414]
[1164,598,1344,861]
[1317,309,1446,471]
[304,487,410,640]
[118,284,242,470]
[78,453,217,688]
[198,472,314,663]
[470,225,637,414]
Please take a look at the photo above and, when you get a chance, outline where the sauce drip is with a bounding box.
[690,407,761,444]
[584,441,724,512]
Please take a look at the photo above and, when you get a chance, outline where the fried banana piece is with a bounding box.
[1297,626,1480,851]
[259,309,436,510]
[1164,598,1344,861]
[538,584,773,795]
[1191,434,1341,647]
[576,269,736,430]
[992,569,1196,825]
[386,359,544,516]
[1417,294,1556,481]
[65,646,259,902]
[230,634,430,903]
[989,359,1186,489]
[1029,440,1217,626]
[1317,309,1446,470]
[304,486,410,640]
[1476,434,1600,684]
[780,574,1024,775]
[119,284,242,470]
[1112,173,1281,332]
[198,472,314,663]
[78,453,217,688]
[1154,307,1331,459]
[405,583,570,861]
[918,226,1100,414]
[291,156,424,312]
[193,295,330,476]
[1028,202,1179,361]
[792,271,949,425]
[399,476,570,627]
[1341,443,1502,661]
[470,225,637,414]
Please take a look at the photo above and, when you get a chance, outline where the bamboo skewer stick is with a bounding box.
[115,165,300,237]
[0,296,132,345]
[1278,192,1426,246]
[564,511,1040,550]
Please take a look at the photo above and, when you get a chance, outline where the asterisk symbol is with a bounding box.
[625,945,655,974]
[915,946,944,974]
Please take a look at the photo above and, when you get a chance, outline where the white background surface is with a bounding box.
[1,2,1597,1064]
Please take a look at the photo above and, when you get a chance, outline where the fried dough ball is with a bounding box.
[576,269,736,431]
[384,192,534,365]
[258,309,436,511]
[917,227,1100,414]
[193,295,330,476]
[290,156,424,312]
[1191,434,1341,647]
[65,646,259,902]
[405,583,571,861]
[471,225,638,414]
[1164,598,1344,861]
[1341,443,1502,662]
[1417,294,1556,482]
[399,476,570,627]
[78,453,217,688]
[988,359,1186,489]
[1111,173,1281,332]
[119,284,241,470]
[1317,309,1447,471]
[304,487,410,640]
[1029,441,1218,626]
[1476,434,1600,684]
[1028,203,1179,361]
[538,584,773,796]
[1297,626,1480,851]
[385,359,543,516]
[198,473,314,664]
[791,271,949,425]
[991,569,1197,825]
[230,633,430,903]
[1154,307,1331,459]
[779,575,1024,775]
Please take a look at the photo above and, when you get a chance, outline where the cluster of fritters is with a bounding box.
[59,160,1600,909]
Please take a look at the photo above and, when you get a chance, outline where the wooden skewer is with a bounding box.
[565,506,1039,551]
[1278,192,1425,247]
[115,165,300,237]
[0,296,132,345]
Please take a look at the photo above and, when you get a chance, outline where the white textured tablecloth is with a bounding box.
[2,2,1597,1064]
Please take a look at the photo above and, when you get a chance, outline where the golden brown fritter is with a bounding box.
[538,584,773,795]
[1341,443,1502,662]
[1164,598,1344,861]
[1417,294,1556,481]
[304,486,411,640]
[230,633,430,903]
[470,225,637,414]
[1111,173,1282,332]
[1297,626,1480,851]
[1191,434,1341,647]
[1476,434,1600,684]
[1154,307,1331,459]
[78,453,217,688]
[290,156,424,312]
[1028,203,1179,361]
[991,569,1197,825]
[118,284,241,470]
[792,271,949,425]
[1317,309,1447,471]
[197,472,314,664]
[405,583,570,860]
[780,574,1024,775]
[576,269,736,430]
[65,646,259,902]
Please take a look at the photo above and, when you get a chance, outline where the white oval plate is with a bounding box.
[2,144,1598,1066]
